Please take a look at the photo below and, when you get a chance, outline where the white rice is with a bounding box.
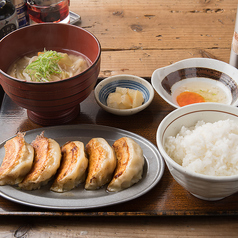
[164,119,238,176]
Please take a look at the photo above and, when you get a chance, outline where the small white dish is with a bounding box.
[151,58,238,108]
[94,74,154,116]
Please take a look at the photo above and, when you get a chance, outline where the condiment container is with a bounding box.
[0,0,18,39]
[13,0,29,28]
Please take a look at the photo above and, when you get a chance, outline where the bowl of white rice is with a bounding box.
[156,102,238,201]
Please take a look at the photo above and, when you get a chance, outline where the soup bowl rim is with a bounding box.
[0,23,101,85]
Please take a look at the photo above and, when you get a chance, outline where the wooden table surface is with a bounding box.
[1,0,238,237]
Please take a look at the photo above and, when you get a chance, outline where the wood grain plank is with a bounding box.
[70,0,236,50]
[0,216,238,237]
[100,49,230,78]
[69,0,236,78]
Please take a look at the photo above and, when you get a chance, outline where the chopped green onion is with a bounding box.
[25,50,63,82]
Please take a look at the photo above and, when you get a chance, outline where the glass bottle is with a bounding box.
[12,0,29,28]
[0,0,18,39]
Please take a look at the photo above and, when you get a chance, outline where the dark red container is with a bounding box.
[0,23,101,125]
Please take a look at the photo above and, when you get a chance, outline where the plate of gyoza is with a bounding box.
[0,124,164,210]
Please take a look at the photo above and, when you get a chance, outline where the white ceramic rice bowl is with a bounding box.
[156,102,238,201]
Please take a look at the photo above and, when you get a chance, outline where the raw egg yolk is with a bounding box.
[176,91,205,107]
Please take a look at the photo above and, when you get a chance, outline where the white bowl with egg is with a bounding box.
[152,58,238,108]
[94,74,154,115]
[156,102,238,201]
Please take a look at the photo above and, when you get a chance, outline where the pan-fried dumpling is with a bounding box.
[85,138,116,190]
[0,132,34,185]
[19,132,61,190]
[51,141,88,193]
[107,137,144,192]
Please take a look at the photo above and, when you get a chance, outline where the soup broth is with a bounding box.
[8,50,91,82]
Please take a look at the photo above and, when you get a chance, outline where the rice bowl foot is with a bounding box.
[191,193,225,201]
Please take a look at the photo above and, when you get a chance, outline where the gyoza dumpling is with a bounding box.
[85,138,116,190]
[107,137,144,192]
[51,141,88,193]
[0,132,34,185]
[19,132,61,190]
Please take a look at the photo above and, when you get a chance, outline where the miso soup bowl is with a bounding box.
[0,23,101,125]
[156,102,238,201]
